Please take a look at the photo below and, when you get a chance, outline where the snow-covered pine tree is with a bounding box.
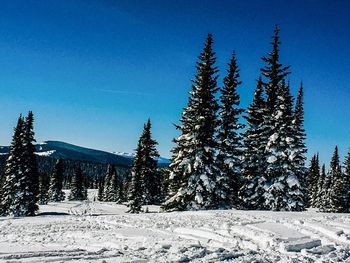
[307,154,320,207]
[314,164,326,208]
[162,33,219,211]
[38,173,50,205]
[140,119,160,205]
[48,159,65,202]
[343,150,350,212]
[216,51,244,208]
[69,166,87,201]
[97,179,104,201]
[103,164,119,202]
[239,78,268,210]
[264,81,302,211]
[127,137,143,213]
[0,116,26,216]
[291,83,307,206]
[327,146,347,212]
[22,111,39,215]
[102,164,113,201]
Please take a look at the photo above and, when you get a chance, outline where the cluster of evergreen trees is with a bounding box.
[2,26,350,217]
[0,112,39,216]
[307,147,350,212]
[162,26,307,212]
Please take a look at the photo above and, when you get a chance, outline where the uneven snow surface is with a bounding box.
[1,191,350,262]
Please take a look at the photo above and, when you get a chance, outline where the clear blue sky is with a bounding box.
[0,0,349,165]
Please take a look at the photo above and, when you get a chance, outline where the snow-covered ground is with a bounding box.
[1,191,350,262]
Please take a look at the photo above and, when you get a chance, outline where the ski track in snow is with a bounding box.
[0,192,350,262]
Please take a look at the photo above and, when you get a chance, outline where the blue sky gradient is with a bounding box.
[0,0,349,165]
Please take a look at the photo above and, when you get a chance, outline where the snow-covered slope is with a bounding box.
[0,190,349,262]
[0,141,170,167]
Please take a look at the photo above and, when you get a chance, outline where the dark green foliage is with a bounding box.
[239,78,267,209]
[307,154,320,207]
[48,159,65,202]
[127,140,143,213]
[0,117,26,216]
[162,33,219,211]
[0,113,40,216]
[22,111,40,215]
[216,51,244,208]
[128,119,160,212]
[140,120,160,205]
[103,164,120,202]
[69,166,87,201]
[38,173,50,205]
[343,150,350,211]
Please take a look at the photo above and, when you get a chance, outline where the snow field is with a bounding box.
[0,191,350,262]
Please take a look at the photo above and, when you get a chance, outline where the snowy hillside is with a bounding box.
[0,141,170,167]
[0,190,350,262]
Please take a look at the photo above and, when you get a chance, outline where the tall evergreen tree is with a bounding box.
[216,51,244,208]
[0,117,26,216]
[127,138,144,213]
[48,159,65,202]
[291,83,308,205]
[69,166,87,201]
[343,150,350,212]
[326,146,347,212]
[264,81,302,211]
[162,33,219,211]
[239,78,268,209]
[22,111,39,215]
[307,154,320,207]
[140,119,160,205]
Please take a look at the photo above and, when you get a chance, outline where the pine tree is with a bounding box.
[343,150,350,212]
[127,139,143,213]
[307,154,320,207]
[327,146,347,212]
[38,173,50,205]
[216,51,244,208]
[162,33,219,211]
[103,164,119,202]
[0,117,26,216]
[140,119,160,205]
[48,159,65,202]
[314,164,326,208]
[239,78,268,210]
[291,83,307,207]
[22,111,39,215]
[97,176,105,201]
[69,166,87,201]
[263,81,298,211]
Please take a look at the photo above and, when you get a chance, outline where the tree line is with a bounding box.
[1,26,349,216]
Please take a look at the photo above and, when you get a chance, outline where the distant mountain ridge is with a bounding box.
[0,140,170,167]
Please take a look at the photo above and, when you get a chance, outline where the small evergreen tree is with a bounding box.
[97,176,105,201]
[216,51,244,208]
[343,150,350,212]
[127,140,143,213]
[327,146,347,212]
[140,119,160,205]
[314,164,326,208]
[48,159,65,202]
[103,164,119,202]
[38,173,50,205]
[69,166,87,201]
[162,33,219,211]
[307,154,320,207]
